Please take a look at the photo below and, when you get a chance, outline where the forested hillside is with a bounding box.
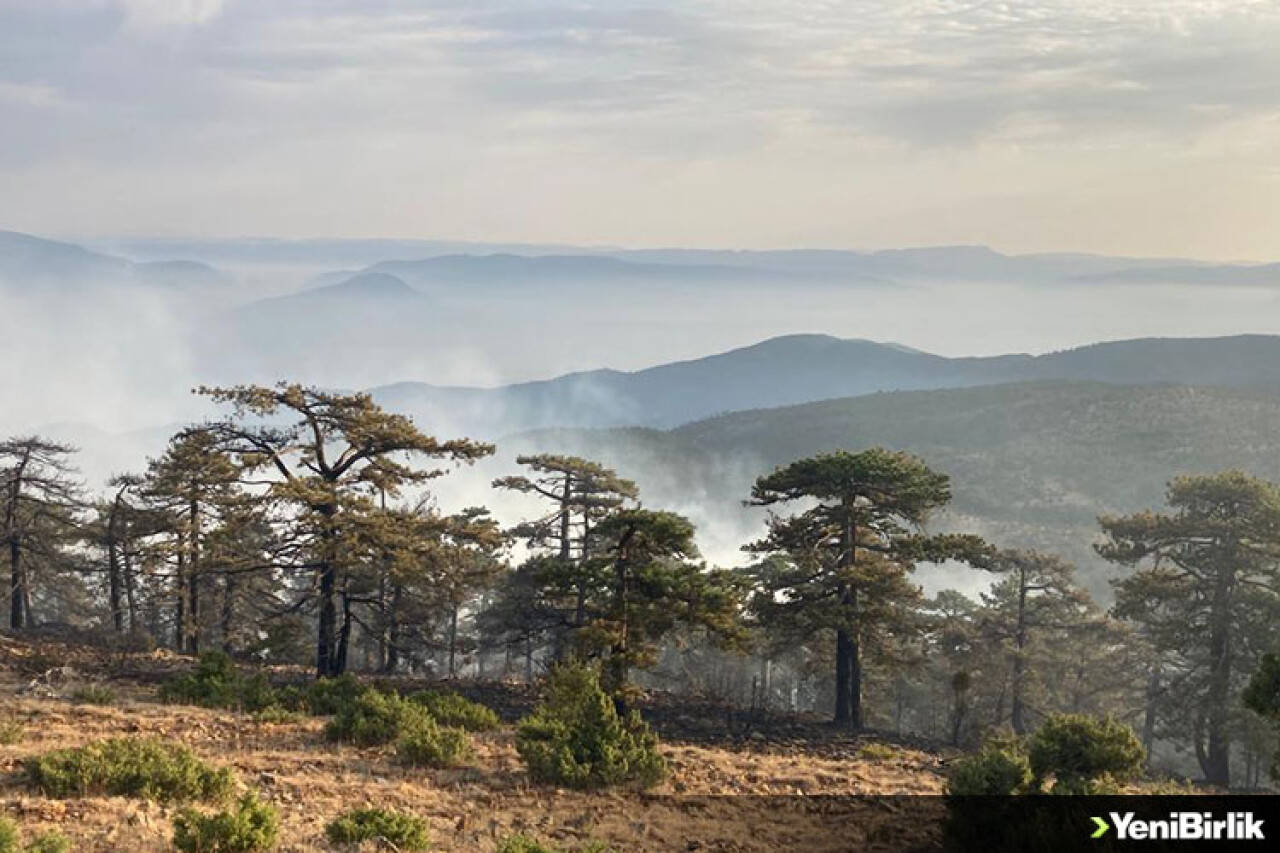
[375,334,1280,435]
[512,381,1280,593]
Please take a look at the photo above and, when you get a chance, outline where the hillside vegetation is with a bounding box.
[515,380,1280,591]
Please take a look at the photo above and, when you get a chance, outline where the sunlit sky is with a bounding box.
[3,0,1280,260]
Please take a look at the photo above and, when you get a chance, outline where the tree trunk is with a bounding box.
[187,499,201,654]
[9,538,28,630]
[448,603,459,678]
[122,547,138,633]
[1142,667,1160,763]
[107,543,124,632]
[833,509,864,730]
[1201,568,1234,787]
[848,609,863,730]
[220,572,236,652]
[376,570,388,672]
[1011,567,1029,735]
[5,456,29,630]
[384,583,402,674]
[316,561,337,677]
[175,552,186,652]
[334,582,353,676]
[188,569,200,654]
[106,504,125,633]
[834,619,854,726]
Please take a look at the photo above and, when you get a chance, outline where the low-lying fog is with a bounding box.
[3,245,1279,577]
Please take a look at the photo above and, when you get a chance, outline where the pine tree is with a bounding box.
[197,383,493,676]
[143,430,244,653]
[1099,471,1280,786]
[0,437,82,629]
[746,448,990,729]
[494,454,637,656]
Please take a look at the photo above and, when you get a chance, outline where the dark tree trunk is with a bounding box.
[107,541,124,632]
[5,456,29,631]
[186,499,201,654]
[834,508,863,730]
[848,610,863,730]
[220,572,236,652]
[334,585,352,676]
[1011,566,1029,735]
[384,583,402,674]
[1142,667,1160,762]
[316,561,338,677]
[106,501,125,633]
[122,548,138,633]
[1201,568,1234,787]
[187,570,200,654]
[175,553,186,652]
[448,603,459,678]
[834,619,854,727]
[9,538,28,630]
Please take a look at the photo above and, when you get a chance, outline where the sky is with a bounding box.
[2,0,1280,259]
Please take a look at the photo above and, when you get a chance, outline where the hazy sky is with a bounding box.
[3,0,1280,259]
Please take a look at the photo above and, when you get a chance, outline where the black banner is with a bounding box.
[563,795,1280,852]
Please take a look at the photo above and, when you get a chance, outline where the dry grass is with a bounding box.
[0,655,947,853]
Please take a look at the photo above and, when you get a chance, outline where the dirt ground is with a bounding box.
[0,638,949,853]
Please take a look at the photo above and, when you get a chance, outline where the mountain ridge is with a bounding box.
[370,333,1280,436]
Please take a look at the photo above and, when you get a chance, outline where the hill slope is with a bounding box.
[0,230,229,290]
[373,334,1280,436]
[507,381,1280,594]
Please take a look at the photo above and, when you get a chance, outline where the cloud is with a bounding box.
[1,1,1279,256]
[117,0,224,29]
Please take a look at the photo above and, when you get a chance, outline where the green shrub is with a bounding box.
[326,691,431,746]
[69,685,116,706]
[396,717,472,768]
[515,663,665,790]
[1028,714,1145,793]
[160,651,279,713]
[408,690,500,731]
[21,833,70,853]
[291,674,368,716]
[0,820,69,853]
[25,736,235,802]
[946,736,1032,795]
[325,808,430,851]
[250,706,305,725]
[173,792,280,853]
[857,742,903,761]
[0,719,23,746]
[495,836,555,853]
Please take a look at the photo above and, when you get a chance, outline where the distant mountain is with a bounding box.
[302,272,421,300]
[45,232,1280,289]
[506,380,1280,594]
[0,230,231,290]
[371,333,1280,437]
[610,246,1210,282]
[108,237,590,270]
[305,253,819,293]
[0,230,131,284]
[195,271,458,386]
[1070,263,1280,287]
[305,245,1274,293]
